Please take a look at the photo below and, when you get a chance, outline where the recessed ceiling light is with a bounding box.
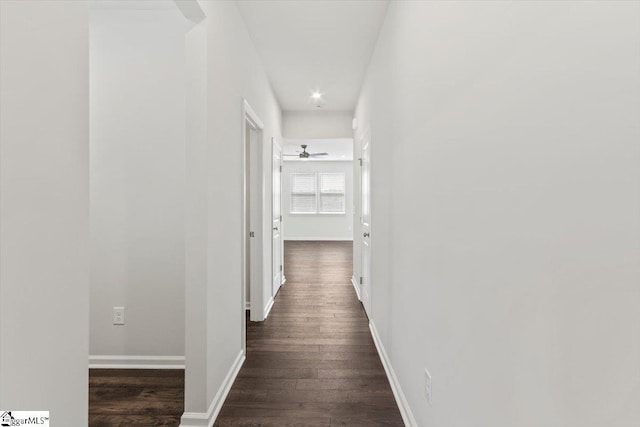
[311,91,322,100]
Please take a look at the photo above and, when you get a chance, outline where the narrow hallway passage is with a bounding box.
[216,241,403,426]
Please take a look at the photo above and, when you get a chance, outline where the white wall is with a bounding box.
[283,161,353,241]
[0,1,89,424]
[355,2,640,426]
[283,110,353,139]
[90,8,187,361]
[183,17,208,413]
[182,0,283,421]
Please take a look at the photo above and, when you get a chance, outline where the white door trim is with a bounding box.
[243,99,264,130]
[242,99,266,335]
[271,137,284,298]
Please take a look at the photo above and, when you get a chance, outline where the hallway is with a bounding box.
[216,241,403,426]
[3,2,639,426]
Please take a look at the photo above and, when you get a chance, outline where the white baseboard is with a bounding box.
[351,276,361,301]
[273,277,286,298]
[89,355,185,369]
[369,321,418,427]
[179,349,245,427]
[283,237,353,241]
[263,296,275,319]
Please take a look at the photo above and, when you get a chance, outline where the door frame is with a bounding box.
[241,99,266,333]
[271,137,285,296]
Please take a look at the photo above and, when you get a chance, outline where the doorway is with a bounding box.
[280,138,355,302]
[242,100,271,325]
[272,138,285,296]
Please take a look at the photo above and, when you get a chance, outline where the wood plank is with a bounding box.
[217,241,403,426]
[88,242,403,426]
[216,417,331,427]
[88,369,184,427]
[242,358,350,369]
[88,414,182,426]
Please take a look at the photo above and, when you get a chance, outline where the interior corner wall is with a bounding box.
[184,18,209,414]
[184,0,282,414]
[283,110,353,139]
[282,161,354,241]
[89,8,187,360]
[356,1,640,426]
[0,1,90,423]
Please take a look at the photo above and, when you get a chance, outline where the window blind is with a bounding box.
[319,173,345,213]
[291,173,317,213]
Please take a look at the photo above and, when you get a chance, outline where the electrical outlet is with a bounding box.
[113,307,125,325]
[424,368,432,404]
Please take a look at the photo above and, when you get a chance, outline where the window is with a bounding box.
[319,173,345,213]
[290,172,345,214]
[291,173,317,213]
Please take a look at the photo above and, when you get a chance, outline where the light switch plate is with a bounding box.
[113,306,125,325]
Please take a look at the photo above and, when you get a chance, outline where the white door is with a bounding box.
[272,138,284,296]
[360,128,372,318]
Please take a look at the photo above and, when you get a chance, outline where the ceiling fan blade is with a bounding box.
[283,154,300,156]
[308,152,329,157]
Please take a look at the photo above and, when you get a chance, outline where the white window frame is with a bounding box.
[289,172,346,215]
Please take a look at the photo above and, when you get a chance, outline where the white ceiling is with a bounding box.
[283,139,353,162]
[237,0,389,112]
[90,0,178,10]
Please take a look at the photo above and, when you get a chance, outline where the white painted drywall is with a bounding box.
[283,110,354,139]
[0,1,90,423]
[182,0,283,417]
[355,2,640,426]
[90,8,187,359]
[283,161,354,241]
[183,18,208,413]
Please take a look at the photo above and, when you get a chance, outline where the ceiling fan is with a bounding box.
[283,144,328,159]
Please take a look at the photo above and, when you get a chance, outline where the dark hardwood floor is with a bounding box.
[216,240,404,426]
[89,369,184,426]
[88,241,402,426]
